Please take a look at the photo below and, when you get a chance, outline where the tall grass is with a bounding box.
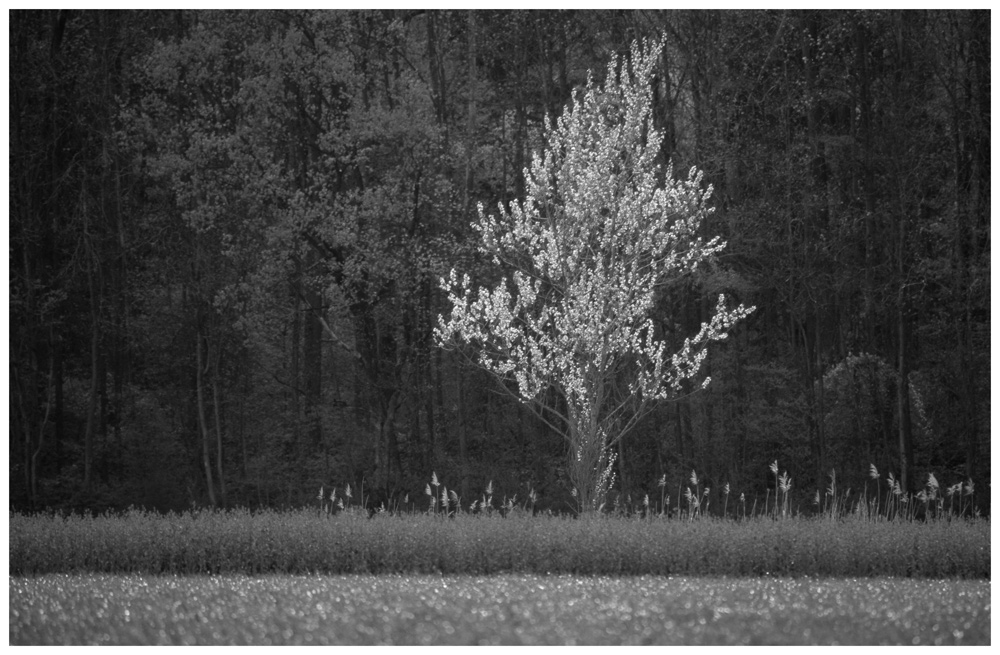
[654,464,984,524]
[10,506,988,579]
[11,465,988,579]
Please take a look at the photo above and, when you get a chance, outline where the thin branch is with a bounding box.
[316,312,362,361]
[442,340,572,445]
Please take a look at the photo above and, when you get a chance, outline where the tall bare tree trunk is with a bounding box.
[30,353,55,506]
[84,281,99,492]
[432,345,446,468]
[896,231,913,494]
[303,265,323,449]
[212,342,227,507]
[290,276,302,462]
[426,12,446,126]
[455,10,477,502]
[457,364,471,502]
[196,328,218,507]
[15,379,31,506]
[463,10,477,208]
[423,284,438,472]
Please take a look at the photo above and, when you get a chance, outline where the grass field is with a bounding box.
[9,509,990,578]
[9,573,989,645]
[11,466,987,644]
[10,495,990,645]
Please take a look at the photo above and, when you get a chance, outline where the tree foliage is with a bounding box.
[8,10,989,516]
[437,40,753,510]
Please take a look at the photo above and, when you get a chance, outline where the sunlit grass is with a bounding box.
[9,573,990,645]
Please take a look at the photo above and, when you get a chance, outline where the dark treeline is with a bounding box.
[9,10,989,514]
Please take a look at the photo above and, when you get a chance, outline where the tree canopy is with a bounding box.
[437,39,753,510]
[9,10,989,515]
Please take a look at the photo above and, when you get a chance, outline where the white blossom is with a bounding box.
[436,39,754,510]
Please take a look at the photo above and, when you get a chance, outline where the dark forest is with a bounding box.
[9,10,989,515]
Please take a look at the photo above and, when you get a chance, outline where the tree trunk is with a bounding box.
[457,363,471,502]
[565,399,618,515]
[12,363,35,507]
[54,340,64,478]
[83,291,100,492]
[616,438,628,509]
[432,344,446,467]
[239,361,248,481]
[814,308,827,488]
[196,328,218,507]
[676,395,694,469]
[456,13,476,503]
[304,260,323,449]
[290,274,302,462]
[30,354,55,506]
[733,330,748,478]
[464,11,477,207]
[375,389,401,495]
[896,258,913,494]
[424,334,437,472]
[426,12,446,126]
[97,334,108,481]
[212,340,227,508]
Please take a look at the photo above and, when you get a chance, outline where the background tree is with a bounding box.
[9,10,989,516]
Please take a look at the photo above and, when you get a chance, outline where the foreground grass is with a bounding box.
[10,509,989,578]
[9,573,989,645]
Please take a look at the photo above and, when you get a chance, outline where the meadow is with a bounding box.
[9,467,990,645]
[9,573,990,645]
[9,506,989,578]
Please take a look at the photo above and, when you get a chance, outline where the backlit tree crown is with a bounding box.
[436,39,754,509]
[438,39,752,410]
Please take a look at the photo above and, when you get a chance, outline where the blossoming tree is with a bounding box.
[436,39,754,512]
